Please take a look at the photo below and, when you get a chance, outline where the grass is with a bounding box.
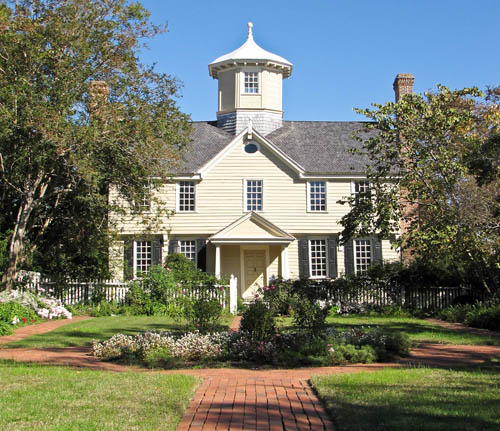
[325,315,500,346]
[2,314,232,349]
[277,314,500,345]
[0,360,198,431]
[311,362,500,431]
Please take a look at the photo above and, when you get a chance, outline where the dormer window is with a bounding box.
[244,71,259,93]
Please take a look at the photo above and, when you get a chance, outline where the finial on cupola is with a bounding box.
[248,22,253,39]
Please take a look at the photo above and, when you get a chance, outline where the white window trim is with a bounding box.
[351,180,371,195]
[308,237,328,279]
[307,181,327,212]
[177,239,198,265]
[354,238,373,274]
[176,181,196,213]
[240,67,261,95]
[243,179,264,212]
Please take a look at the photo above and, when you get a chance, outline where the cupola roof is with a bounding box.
[209,23,292,79]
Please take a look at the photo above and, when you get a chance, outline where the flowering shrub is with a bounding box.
[0,289,72,321]
[239,300,276,341]
[92,330,231,363]
[0,301,38,325]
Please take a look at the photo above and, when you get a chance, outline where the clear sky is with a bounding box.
[138,0,499,122]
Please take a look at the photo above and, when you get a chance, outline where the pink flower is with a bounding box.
[166,267,171,272]
[219,286,224,291]
[31,319,35,323]
[181,289,185,295]
[196,323,200,327]
[265,287,270,291]
[271,285,275,290]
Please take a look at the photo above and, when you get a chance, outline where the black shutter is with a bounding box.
[298,238,310,278]
[344,239,355,276]
[124,240,133,280]
[327,237,338,279]
[168,239,178,254]
[372,238,383,264]
[152,239,163,266]
[197,239,207,272]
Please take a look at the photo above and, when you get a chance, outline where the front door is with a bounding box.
[243,249,266,298]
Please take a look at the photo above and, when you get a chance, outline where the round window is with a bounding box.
[244,142,259,154]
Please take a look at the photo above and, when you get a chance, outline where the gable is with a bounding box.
[210,212,295,244]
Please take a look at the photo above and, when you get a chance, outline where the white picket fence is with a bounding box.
[18,271,238,314]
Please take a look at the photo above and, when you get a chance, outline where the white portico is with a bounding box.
[209,212,294,299]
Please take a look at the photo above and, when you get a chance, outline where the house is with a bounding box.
[109,23,410,300]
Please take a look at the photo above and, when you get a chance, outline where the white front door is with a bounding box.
[243,249,266,298]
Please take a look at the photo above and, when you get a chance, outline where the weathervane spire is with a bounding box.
[248,22,253,40]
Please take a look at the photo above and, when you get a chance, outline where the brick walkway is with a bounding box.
[1,316,500,430]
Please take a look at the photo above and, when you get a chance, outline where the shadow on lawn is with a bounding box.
[314,362,500,431]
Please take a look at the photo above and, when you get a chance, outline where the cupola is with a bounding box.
[209,23,293,135]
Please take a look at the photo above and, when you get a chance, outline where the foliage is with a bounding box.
[291,295,329,338]
[0,0,191,288]
[239,300,277,342]
[0,301,38,324]
[0,320,13,336]
[339,85,500,293]
[438,300,500,331]
[184,297,224,333]
[325,343,377,365]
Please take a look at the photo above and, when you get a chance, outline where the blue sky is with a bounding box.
[138,0,499,122]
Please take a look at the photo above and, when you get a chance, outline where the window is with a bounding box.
[178,181,196,212]
[309,239,327,278]
[308,181,326,211]
[244,72,259,93]
[353,181,371,201]
[135,240,152,275]
[134,182,151,210]
[245,180,263,211]
[179,240,197,263]
[354,239,372,273]
[244,141,259,154]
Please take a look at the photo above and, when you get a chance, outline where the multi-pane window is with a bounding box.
[135,240,152,274]
[245,180,263,211]
[244,72,259,93]
[178,181,195,212]
[354,181,371,201]
[308,181,326,211]
[355,239,372,273]
[179,240,197,263]
[135,182,151,210]
[309,239,327,278]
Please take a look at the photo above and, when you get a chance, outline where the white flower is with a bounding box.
[11,316,20,325]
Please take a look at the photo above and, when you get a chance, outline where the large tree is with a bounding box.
[338,85,500,292]
[0,0,191,289]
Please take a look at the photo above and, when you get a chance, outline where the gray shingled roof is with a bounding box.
[177,120,375,175]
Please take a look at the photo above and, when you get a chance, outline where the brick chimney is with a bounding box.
[90,80,109,112]
[393,73,414,102]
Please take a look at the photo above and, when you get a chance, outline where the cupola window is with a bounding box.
[244,72,259,93]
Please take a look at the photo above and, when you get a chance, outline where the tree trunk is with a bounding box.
[2,176,46,291]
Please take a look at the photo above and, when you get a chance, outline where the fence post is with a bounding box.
[229,274,238,315]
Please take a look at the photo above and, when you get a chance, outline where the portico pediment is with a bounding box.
[209,212,295,244]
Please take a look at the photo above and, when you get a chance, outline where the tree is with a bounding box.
[0,0,191,289]
[338,85,500,292]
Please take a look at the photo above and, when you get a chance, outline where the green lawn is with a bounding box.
[2,315,232,349]
[311,362,500,431]
[325,315,500,346]
[0,360,198,431]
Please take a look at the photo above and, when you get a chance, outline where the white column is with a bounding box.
[281,246,289,279]
[229,274,238,315]
[215,245,221,278]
